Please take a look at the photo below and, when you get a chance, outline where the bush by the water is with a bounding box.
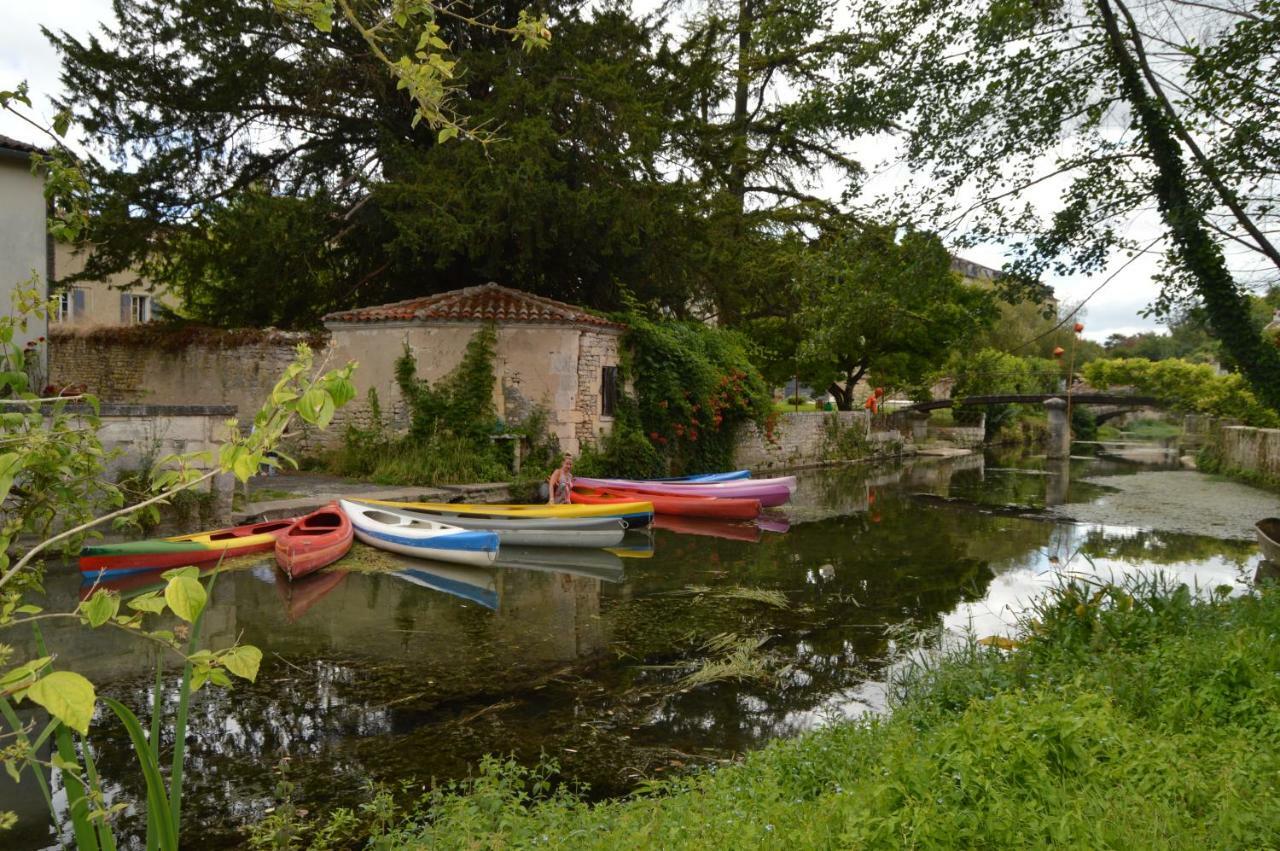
[258,577,1280,848]
[1084,357,1280,427]
[945,348,1062,440]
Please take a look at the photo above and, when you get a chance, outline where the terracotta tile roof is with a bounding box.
[0,134,45,156]
[324,283,625,329]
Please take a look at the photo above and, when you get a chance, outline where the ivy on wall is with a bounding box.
[622,315,774,474]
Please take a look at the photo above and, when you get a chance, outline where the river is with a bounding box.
[4,445,1271,848]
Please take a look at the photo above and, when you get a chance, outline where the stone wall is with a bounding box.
[326,320,623,455]
[732,411,905,470]
[68,403,237,520]
[49,328,316,421]
[1214,424,1280,480]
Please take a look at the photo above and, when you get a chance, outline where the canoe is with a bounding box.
[275,569,349,622]
[648,470,752,483]
[495,545,626,583]
[79,518,296,579]
[392,563,500,610]
[1257,518,1280,563]
[347,501,626,548]
[652,514,763,543]
[341,500,499,568]
[275,503,354,581]
[360,498,654,529]
[570,485,761,521]
[572,475,795,507]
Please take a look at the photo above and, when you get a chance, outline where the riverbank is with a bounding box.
[260,576,1280,848]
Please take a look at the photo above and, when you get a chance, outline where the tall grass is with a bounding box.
[262,575,1280,848]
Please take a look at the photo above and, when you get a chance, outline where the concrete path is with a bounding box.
[235,471,512,522]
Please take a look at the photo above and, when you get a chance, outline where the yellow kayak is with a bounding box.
[361,499,655,527]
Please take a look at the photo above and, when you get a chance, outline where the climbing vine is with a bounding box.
[623,315,773,474]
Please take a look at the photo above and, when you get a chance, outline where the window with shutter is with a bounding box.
[601,365,617,417]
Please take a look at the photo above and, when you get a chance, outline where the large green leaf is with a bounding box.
[164,576,207,623]
[220,645,262,682]
[82,591,120,628]
[25,671,97,735]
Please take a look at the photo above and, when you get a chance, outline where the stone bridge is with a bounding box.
[900,393,1166,459]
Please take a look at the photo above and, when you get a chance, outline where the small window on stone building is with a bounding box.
[601,365,618,418]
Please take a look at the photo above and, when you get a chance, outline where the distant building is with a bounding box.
[0,134,50,363]
[325,283,625,454]
[52,242,167,327]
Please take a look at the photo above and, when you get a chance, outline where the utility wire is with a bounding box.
[1011,237,1164,353]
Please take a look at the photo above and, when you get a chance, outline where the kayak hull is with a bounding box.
[361,498,653,529]
[79,518,296,579]
[275,503,354,580]
[342,500,500,568]
[573,476,794,507]
[570,486,761,520]
[352,505,627,547]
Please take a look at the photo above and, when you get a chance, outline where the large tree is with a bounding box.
[49,0,710,327]
[666,0,866,322]
[847,0,1280,410]
[794,224,998,409]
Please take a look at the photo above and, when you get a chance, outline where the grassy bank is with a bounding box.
[261,577,1280,849]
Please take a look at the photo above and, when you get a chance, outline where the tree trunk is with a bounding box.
[827,361,868,411]
[1096,0,1280,412]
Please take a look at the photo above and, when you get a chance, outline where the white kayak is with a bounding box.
[340,500,499,567]
[360,502,627,548]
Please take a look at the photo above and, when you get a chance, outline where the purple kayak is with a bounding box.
[573,475,796,508]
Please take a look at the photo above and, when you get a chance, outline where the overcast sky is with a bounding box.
[0,0,1170,340]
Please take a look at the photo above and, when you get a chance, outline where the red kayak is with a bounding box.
[274,503,354,581]
[570,485,761,521]
[275,569,349,622]
[79,518,296,579]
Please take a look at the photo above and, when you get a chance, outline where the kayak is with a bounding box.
[79,518,296,579]
[647,470,752,483]
[572,475,795,507]
[275,503,354,580]
[570,485,761,521]
[341,500,499,567]
[347,501,627,548]
[360,498,654,529]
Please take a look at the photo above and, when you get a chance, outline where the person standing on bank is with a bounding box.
[547,453,574,504]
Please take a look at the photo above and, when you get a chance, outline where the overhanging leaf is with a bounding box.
[164,575,207,623]
[25,672,96,735]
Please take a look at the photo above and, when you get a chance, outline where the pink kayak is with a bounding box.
[573,475,796,508]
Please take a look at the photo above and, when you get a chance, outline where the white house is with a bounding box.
[0,134,49,366]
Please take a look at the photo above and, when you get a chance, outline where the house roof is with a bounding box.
[324,283,625,330]
[0,134,45,157]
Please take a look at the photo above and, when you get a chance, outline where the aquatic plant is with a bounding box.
[269,575,1280,848]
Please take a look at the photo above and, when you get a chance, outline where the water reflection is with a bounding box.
[6,450,1264,849]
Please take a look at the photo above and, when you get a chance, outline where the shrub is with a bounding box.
[1083,357,1280,427]
[625,315,773,474]
[945,348,1062,439]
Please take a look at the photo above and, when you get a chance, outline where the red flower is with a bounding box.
[649,431,660,440]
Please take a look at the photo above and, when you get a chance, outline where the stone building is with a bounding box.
[0,134,49,362]
[324,283,624,455]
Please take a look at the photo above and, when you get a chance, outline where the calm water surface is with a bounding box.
[6,448,1262,848]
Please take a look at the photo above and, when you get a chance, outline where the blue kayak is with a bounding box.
[648,470,751,483]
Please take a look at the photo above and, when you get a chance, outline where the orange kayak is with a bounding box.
[274,503,354,580]
[570,485,761,521]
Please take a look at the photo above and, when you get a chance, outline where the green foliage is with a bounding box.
[266,578,1280,848]
[330,326,514,486]
[575,419,665,481]
[946,348,1062,437]
[624,314,773,475]
[1084,357,1280,427]
[794,225,999,409]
